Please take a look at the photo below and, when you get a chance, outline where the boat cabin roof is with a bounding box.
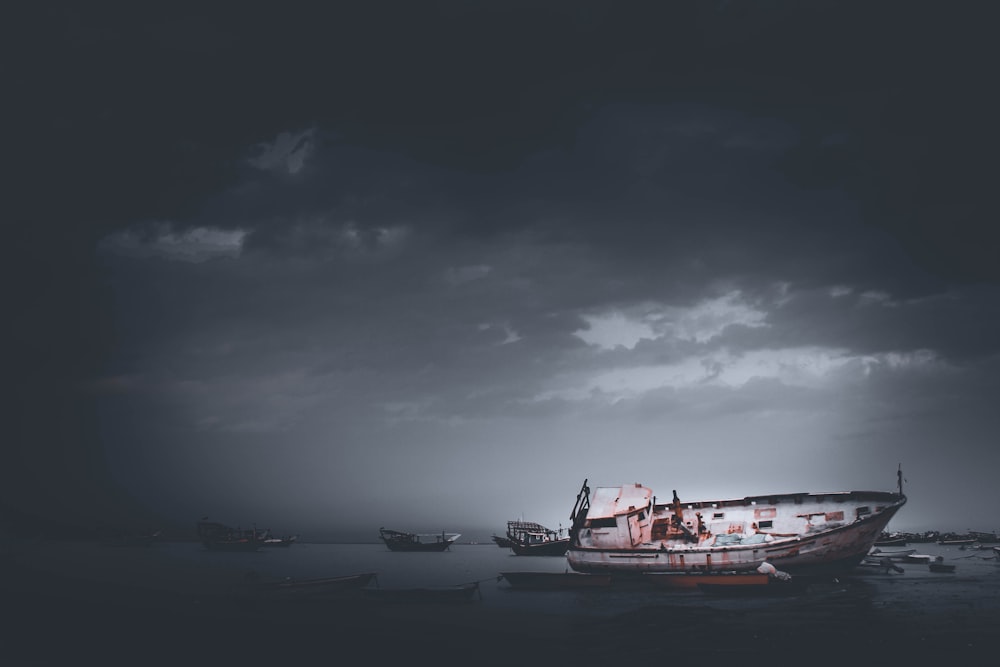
[587,483,652,519]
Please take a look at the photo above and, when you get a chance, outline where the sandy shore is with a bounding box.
[3,540,998,666]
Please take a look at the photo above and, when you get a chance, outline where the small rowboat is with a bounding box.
[249,571,377,598]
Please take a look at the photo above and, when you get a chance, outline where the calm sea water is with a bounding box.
[8,538,1000,620]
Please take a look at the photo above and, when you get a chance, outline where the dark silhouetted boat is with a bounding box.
[378,527,460,552]
[246,571,377,599]
[506,520,570,556]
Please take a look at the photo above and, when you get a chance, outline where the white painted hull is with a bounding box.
[567,483,906,575]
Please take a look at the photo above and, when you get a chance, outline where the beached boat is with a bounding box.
[498,571,612,589]
[506,520,571,556]
[196,519,265,552]
[378,527,460,552]
[565,470,907,576]
[364,581,481,603]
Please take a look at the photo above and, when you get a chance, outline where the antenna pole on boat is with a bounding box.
[897,464,903,496]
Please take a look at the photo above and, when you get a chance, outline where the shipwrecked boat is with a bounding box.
[566,470,907,576]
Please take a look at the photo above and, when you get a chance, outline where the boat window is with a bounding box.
[856,506,871,518]
[758,520,773,529]
[712,512,724,520]
[586,518,617,528]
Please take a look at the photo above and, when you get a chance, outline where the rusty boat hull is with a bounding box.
[566,479,907,576]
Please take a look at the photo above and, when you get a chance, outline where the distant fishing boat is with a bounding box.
[505,520,570,556]
[378,527,460,552]
[566,468,907,575]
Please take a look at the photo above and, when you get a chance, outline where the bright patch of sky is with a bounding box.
[98,223,246,262]
[575,292,767,349]
[538,347,938,403]
[247,128,316,175]
[555,291,943,403]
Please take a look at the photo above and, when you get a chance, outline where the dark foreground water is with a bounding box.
[2,537,998,665]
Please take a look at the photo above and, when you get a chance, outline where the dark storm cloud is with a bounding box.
[6,1,999,537]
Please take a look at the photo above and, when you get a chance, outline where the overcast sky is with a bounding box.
[6,2,999,542]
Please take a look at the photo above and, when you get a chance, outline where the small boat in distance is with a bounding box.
[506,520,571,556]
[246,571,377,599]
[378,527,460,552]
[566,467,907,576]
[260,531,297,547]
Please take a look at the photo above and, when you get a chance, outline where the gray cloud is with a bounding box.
[7,2,999,540]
